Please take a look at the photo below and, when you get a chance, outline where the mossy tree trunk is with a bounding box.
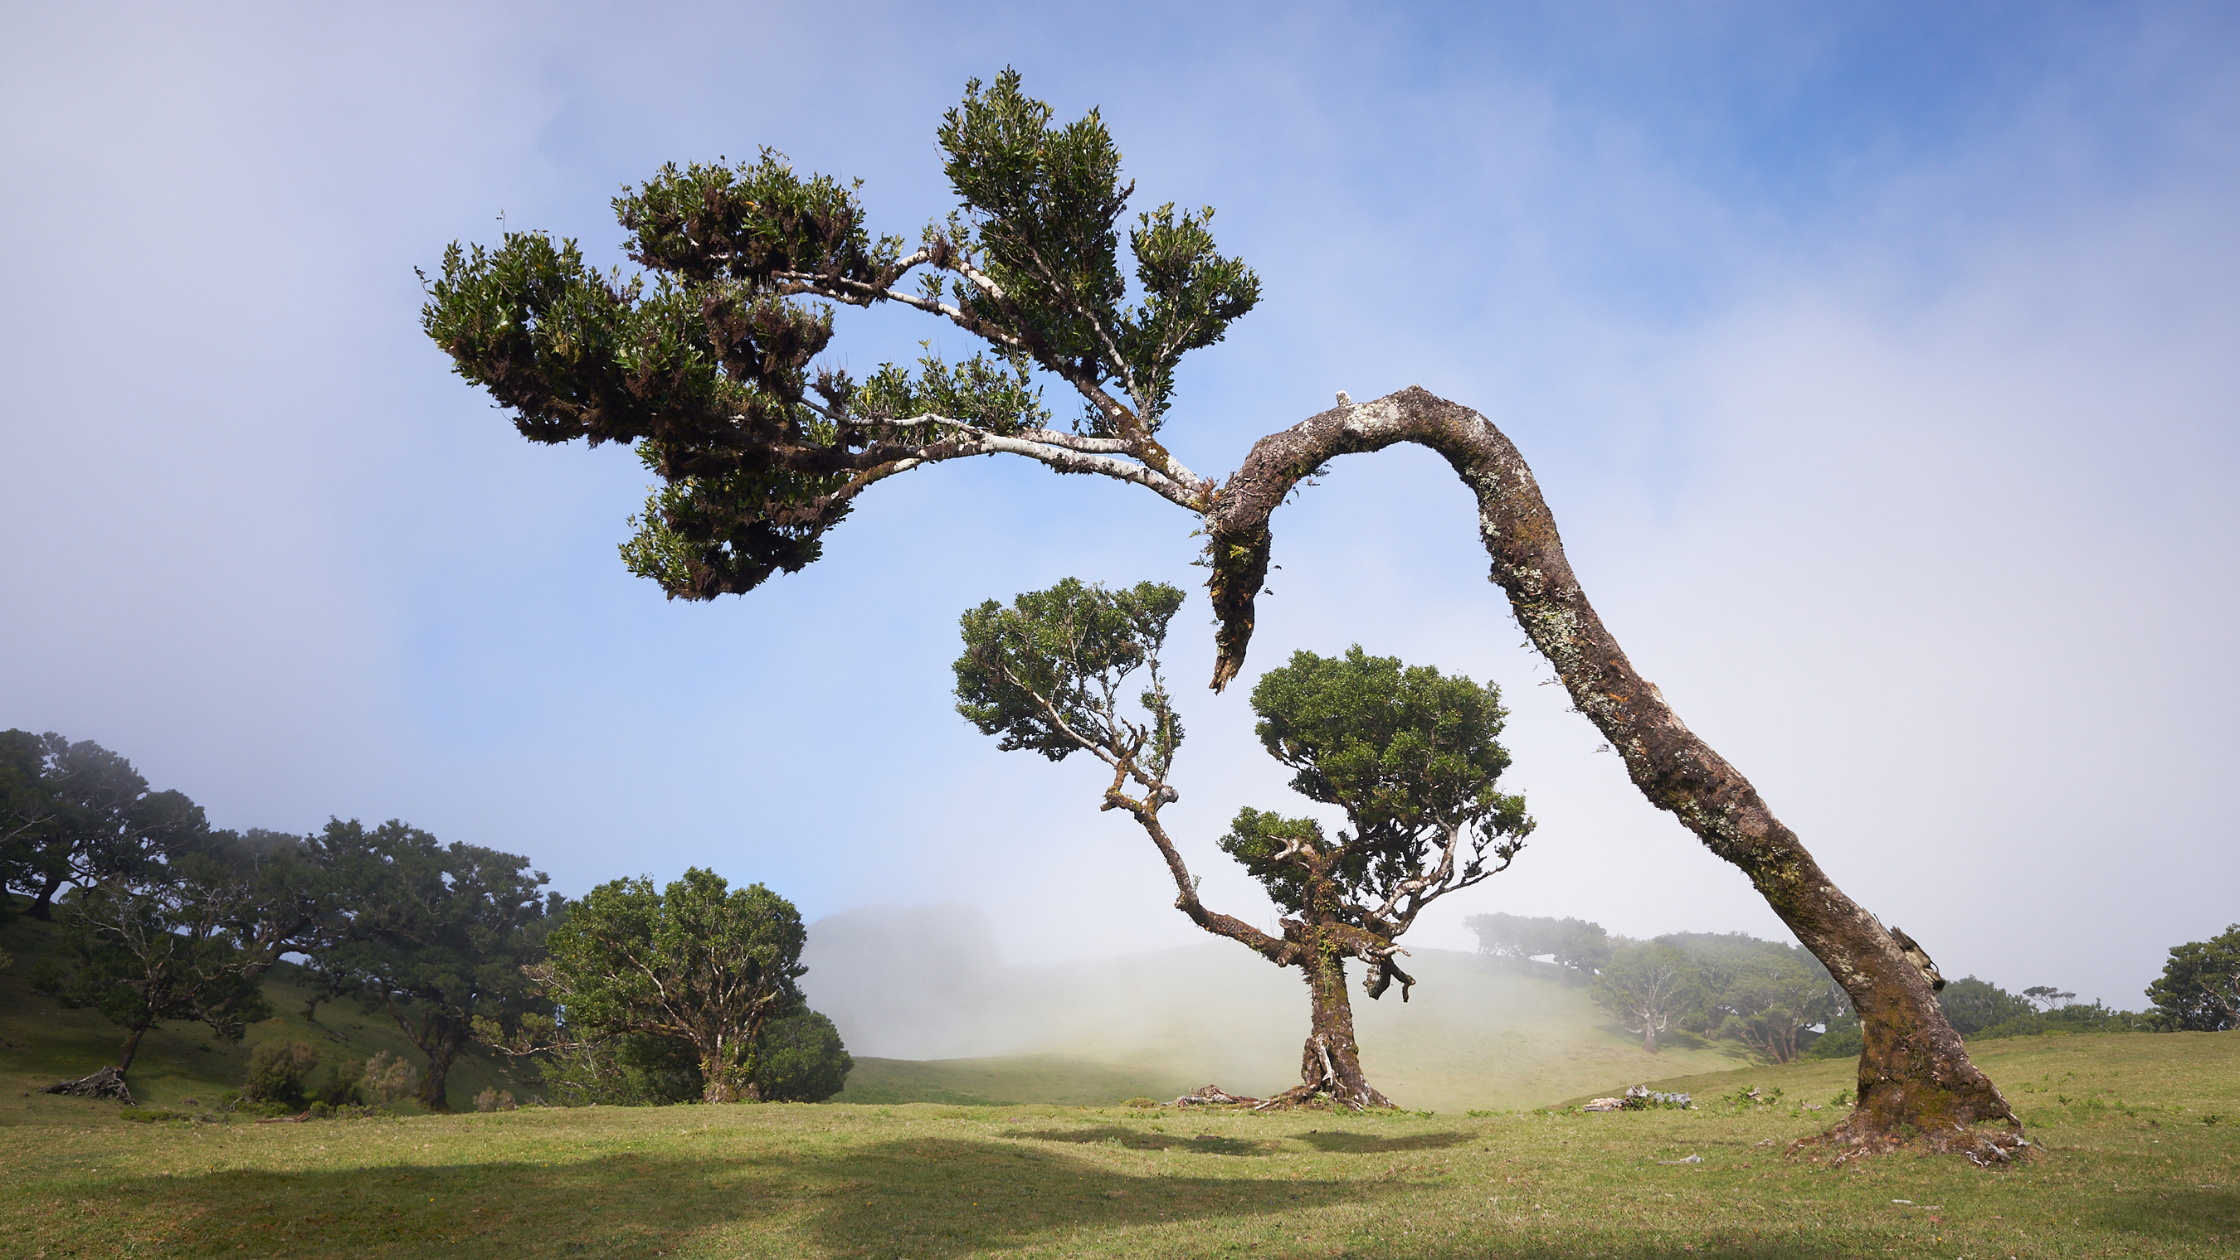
[1206,387,2018,1151]
[1290,924,1390,1110]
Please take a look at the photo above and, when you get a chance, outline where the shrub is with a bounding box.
[363,1051,419,1105]
[473,1088,517,1112]
[243,1040,321,1108]
[308,1055,367,1107]
[755,1008,852,1102]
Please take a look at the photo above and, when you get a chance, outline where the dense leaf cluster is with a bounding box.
[1223,647,1532,931]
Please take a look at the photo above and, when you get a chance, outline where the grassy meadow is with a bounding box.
[8,910,2237,1257]
[4,1030,2235,1258]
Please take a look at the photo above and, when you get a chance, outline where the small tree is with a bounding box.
[1937,976,2038,1038]
[2146,925,2240,1031]
[243,1040,321,1109]
[955,579,1530,1108]
[543,868,806,1103]
[2020,985,2076,1013]
[1707,946,1847,1064]
[1595,942,1693,1054]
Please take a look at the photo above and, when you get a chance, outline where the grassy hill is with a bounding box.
[0,910,536,1118]
[821,940,1757,1112]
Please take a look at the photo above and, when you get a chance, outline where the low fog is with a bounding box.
[800,905,1737,1112]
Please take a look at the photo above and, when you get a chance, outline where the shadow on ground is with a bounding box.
[2093,1184,2239,1245]
[80,1136,1388,1259]
[1012,1124,1274,1156]
[1292,1128,1477,1154]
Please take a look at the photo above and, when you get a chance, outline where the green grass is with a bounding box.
[2,1031,2233,1258]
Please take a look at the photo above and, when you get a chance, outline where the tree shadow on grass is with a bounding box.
[78,1136,1388,1259]
[1293,1128,1477,1154]
[2093,1184,2240,1245]
[1012,1123,1274,1156]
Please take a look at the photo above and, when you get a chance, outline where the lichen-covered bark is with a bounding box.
[1204,386,2016,1146]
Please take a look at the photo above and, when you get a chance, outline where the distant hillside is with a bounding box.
[805,906,1755,1112]
[0,910,536,1116]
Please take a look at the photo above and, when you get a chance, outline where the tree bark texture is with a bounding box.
[1204,387,2017,1150]
[1285,929,1391,1111]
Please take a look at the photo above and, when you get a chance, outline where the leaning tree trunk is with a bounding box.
[1206,387,2020,1158]
[115,1020,151,1072]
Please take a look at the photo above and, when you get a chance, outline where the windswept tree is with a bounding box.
[311,820,556,1112]
[1594,942,1694,1054]
[424,70,2015,1152]
[30,873,272,1102]
[955,578,1530,1108]
[541,868,808,1103]
[26,785,335,1102]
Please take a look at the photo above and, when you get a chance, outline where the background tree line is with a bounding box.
[1467,912,2236,1063]
[1,729,849,1110]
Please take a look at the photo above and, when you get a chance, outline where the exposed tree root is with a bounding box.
[43,1066,134,1105]
[1250,1083,1398,1113]
[1173,1085,1263,1108]
[1789,1114,2035,1169]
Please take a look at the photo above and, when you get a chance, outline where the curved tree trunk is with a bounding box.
[1205,387,2019,1155]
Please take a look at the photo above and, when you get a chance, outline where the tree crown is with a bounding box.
[423,69,1256,602]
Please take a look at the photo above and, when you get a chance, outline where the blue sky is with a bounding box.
[3,1,2235,1010]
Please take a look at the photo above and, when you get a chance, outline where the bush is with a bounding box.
[363,1051,418,1105]
[243,1040,321,1108]
[473,1088,517,1112]
[308,1055,367,1107]
[1803,1017,1861,1060]
[756,1008,852,1103]
[1973,1001,2168,1040]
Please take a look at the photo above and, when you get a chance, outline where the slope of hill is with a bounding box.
[804,906,1756,1111]
[0,911,535,1119]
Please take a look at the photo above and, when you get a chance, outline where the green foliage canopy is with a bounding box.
[543,867,808,1103]
[1223,647,1531,947]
